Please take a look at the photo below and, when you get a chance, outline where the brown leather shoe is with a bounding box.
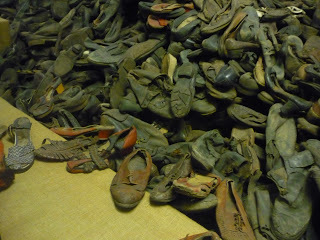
[110,148,152,209]
[216,179,255,240]
[173,173,221,199]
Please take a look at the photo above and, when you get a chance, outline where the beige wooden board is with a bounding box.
[0,98,207,240]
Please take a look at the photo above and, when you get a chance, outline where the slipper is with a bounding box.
[5,117,35,172]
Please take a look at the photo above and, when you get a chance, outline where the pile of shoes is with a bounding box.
[1,0,320,239]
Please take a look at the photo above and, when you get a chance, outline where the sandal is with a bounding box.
[5,117,35,172]
[66,144,109,173]
[35,137,98,162]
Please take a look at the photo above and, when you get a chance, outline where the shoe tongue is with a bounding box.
[128,155,146,171]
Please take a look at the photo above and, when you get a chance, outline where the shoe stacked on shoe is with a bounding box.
[1,0,320,238]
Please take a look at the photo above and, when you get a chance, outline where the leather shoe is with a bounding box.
[110,148,152,209]
[216,179,255,240]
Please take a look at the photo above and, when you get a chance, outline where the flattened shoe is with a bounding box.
[106,126,137,154]
[170,9,201,42]
[191,129,225,171]
[201,0,240,35]
[236,72,259,96]
[100,109,169,151]
[150,153,192,203]
[191,96,217,115]
[66,144,109,174]
[214,151,247,176]
[52,90,90,114]
[5,117,34,172]
[171,193,218,213]
[50,125,115,139]
[35,137,98,162]
[301,139,320,166]
[29,77,62,119]
[216,179,255,240]
[124,38,167,62]
[271,185,312,240]
[206,81,237,100]
[53,44,84,77]
[227,103,267,128]
[173,173,221,199]
[147,15,170,29]
[171,62,197,118]
[87,42,128,66]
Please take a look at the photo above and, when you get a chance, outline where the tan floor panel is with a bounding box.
[0,98,207,240]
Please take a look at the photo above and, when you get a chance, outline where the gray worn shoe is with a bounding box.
[171,62,196,118]
[150,153,192,203]
[271,185,312,240]
[301,139,320,167]
[227,104,267,128]
[171,193,218,213]
[100,109,168,153]
[191,129,225,171]
[151,142,192,166]
[54,44,84,77]
[128,74,174,119]
[255,188,277,240]
[214,150,247,176]
[265,103,296,195]
[119,90,143,114]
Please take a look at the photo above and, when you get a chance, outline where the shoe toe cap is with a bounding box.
[111,185,144,208]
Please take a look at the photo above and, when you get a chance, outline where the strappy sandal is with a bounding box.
[35,137,98,162]
[66,126,137,173]
[5,117,35,172]
[66,144,109,173]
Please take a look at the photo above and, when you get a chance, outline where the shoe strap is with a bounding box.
[89,145,108,169]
